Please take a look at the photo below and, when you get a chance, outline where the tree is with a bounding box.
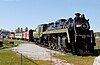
[25,27,28,32]
[21,28,23,32]
[15,27,20,33]
[17,27,20,33]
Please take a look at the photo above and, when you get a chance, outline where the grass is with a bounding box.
[2,39,25,49]
[52,38,99,65]
[0,50,51,65]
[53,53,95,65]
[0,38,99,65]
[51,38,99,65]
[94,38,100,55]
[0,39,52,65]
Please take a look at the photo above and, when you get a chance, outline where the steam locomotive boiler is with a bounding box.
[33,13,95,55]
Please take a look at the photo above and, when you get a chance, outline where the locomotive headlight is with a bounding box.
[82,24,89,29]
[82,24,87,28]
[76,25,81,27]
[76,24,89,30]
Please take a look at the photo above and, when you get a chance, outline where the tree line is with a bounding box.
[15,27,28,33]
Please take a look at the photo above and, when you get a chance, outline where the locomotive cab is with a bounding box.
[33,24,47,39]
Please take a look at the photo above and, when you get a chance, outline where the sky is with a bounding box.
[0,0,99,32]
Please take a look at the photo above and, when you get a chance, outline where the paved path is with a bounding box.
[12,42,73,65]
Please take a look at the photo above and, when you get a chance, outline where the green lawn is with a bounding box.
[0,39,98,65]
[53,53,96,65]
[0,50,51,65]
[0,40,52,65]
[2,39,25,49]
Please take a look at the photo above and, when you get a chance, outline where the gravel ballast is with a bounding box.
[12,42,73,65]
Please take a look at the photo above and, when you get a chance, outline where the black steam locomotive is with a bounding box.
[33,13,95,55]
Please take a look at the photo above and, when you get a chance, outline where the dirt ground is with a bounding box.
[12,42,73,65]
